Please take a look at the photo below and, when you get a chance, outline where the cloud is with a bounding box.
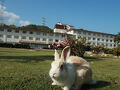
[0,5,30,26]
[0,5,19,24]
[19,20,30,26]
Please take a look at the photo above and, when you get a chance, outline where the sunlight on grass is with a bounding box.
[0,48,120,90]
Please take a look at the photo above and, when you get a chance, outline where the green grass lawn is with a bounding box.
[0,48,120,90]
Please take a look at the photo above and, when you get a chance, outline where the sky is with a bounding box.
[1,0,120,34]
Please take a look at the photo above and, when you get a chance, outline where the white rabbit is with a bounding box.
[49,46,96,90]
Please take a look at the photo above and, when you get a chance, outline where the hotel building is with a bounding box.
[0,23,116,49]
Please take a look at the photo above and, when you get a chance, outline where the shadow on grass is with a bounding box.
[0,55,107,63]
[84,56,108,62]
[82,80,111,90]
[0,55,54,63]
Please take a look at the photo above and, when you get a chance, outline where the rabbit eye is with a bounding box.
[60,64,64,70]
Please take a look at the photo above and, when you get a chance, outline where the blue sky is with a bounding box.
[3,0,120,34]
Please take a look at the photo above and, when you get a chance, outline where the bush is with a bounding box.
[0,43,30,49]
[91,45,105,54]
[113,46,120,56]
[104,48,114,54]
[52,36,87,57]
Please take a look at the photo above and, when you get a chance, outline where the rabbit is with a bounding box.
[49,46,96,90]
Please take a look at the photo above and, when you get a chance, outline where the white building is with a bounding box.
[54,23,116,49]
[0,23,116,49]
[0,28,67,48]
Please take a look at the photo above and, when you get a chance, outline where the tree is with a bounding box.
[0,24,53,33]
[9,24,17,29]
[114,32,120,45]
[52,35,87,57]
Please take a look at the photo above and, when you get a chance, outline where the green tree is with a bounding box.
[114,32,120,45]
[9,24,17,29]
[66,35,87,57]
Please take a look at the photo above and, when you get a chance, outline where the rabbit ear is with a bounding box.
[54,49,60,60]
[61,46,70,62]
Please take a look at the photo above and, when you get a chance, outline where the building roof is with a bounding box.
[54,24,67,30]
[75,29,116,36]
[54,23,74,30]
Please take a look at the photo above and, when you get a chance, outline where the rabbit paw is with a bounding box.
[52,82,56,85]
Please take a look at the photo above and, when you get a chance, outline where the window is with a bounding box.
[106,35,108,38]
[106,44,108,47]
[110,44,112,47]
[14,36,19,39]
[88,37,91,40]
[36,32,40,35]
[49,33,53,36]
[93,33,96,36]
[55,34,59,37]
[15,30,19,33]
[97,43,100,46]
[43,33,47,36]
[23,31,27,34]
[7,29,12,32]
[7,35,12,38]
[0,29,4,32]
[102,39,104,41]
[110,36,113,38]
[36,37,40,41]
[83,32,86,35]
[93,42,96,45]
[43,38,46,41]
[93,38,96,40]
[22,36,26,39]
[30,31,33,34]
[0,34,3,37]
[62,34,65,38]
[78,32,81,34]
[97,38,100,41]
[29,37,33,40]
[88,33,91,35]
[49,39,53,42]
[64,26,67,29]
[98,34,100,36]
[110,40,113,42]
[55,39,59,42]
[106,39,108,42]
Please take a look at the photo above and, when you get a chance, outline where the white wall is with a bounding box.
[0,29,67,45]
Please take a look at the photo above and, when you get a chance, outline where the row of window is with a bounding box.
[88,42,114,47]
[2,35,59,42]
[0,34,113,43]
[0,29,65,37]
[77,31,113,38]
[87,37,113,42]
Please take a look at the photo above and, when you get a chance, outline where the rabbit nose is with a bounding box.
[53,73,56,77]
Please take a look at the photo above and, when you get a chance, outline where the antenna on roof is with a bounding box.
[0,0,5,24]
[41,17,45,26]
[60,17,63,23]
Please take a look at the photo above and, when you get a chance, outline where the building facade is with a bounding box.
[0,23,116,49]
[0,28,67,48]
[54,23,116,49]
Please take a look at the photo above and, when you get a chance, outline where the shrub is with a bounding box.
[91,45,105,54]
[0,43,30,49]
[52,36,87,57]
[113,46,120,56]
[104,48,114,54]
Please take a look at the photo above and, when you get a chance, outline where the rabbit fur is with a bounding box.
[49,46,95,90]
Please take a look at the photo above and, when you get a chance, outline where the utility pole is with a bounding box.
[41,17,45,26]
